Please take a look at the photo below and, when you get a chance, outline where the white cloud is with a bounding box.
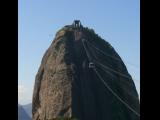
[18,85,28,94]
[18,85,32,104]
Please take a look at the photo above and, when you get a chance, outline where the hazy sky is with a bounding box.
[18,0,140,105]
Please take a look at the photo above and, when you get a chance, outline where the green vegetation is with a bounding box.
[83,26,113,51]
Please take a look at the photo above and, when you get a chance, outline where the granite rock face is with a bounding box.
[32,25,140,120]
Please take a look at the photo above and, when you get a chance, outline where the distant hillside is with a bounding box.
[22,103,32,118]
[18,104,31,120]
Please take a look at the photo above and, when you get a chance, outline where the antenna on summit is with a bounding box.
[73,20,82,28]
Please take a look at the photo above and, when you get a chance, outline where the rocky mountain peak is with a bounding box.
[32,21,140,120]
